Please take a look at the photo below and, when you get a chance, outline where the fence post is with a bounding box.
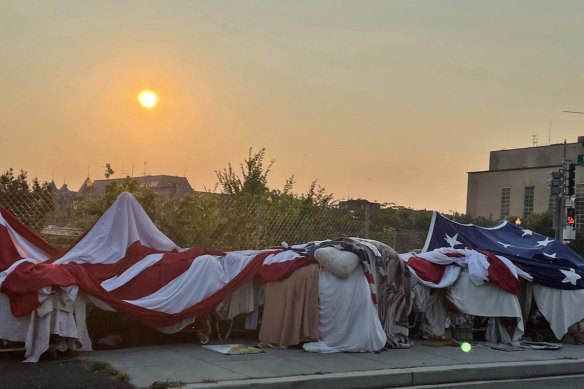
[255,202,261,250]
[365,205,370,238]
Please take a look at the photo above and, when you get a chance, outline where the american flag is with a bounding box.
[422,212,584,290]
[0,193,314,327]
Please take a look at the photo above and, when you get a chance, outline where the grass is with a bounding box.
[81,360,131,382]
[150,380,186,388]
[201,378,218,383]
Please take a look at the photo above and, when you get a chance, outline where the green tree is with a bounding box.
[0,168,54,232]
[70,164,162,229]
[215,147,274,197]
[523,212,554,237]
[104,163,114,179]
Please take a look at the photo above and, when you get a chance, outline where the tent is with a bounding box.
[400,247,527,342]
[1,192,409,361]
[0,204,89,362]
[416,211,584,341]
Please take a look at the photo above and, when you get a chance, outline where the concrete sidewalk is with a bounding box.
[79,340,584,389]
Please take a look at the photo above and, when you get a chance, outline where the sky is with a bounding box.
[1,0,584,213]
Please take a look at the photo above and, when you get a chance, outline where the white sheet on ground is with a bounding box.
[303,265,387,353]
[447,270,524,342]
[533,284,584,340]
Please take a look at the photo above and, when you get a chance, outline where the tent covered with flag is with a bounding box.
[0,204,89,362]
[417,211,584,340]
[1,192,407,361]
[400,245,528,343]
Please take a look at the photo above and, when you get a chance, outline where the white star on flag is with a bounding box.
[536,237,554,247]
[544,252,557,259]
[444,233,462,248]
[521,229,533,237]
[497,242,511,248]
[560,268,582,286]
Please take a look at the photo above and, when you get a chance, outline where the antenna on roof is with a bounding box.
[549,118,552,145]
[131,162,134,177]
[532,134,538,147]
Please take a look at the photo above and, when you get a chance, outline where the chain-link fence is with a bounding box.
[1,188,445,253]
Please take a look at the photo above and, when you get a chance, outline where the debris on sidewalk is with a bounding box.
[202,343,264,355]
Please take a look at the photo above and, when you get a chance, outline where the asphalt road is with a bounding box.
[404,374,584,389]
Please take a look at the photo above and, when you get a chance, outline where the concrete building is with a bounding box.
[466,136,584,228]
[88,175,194,200]
[338,198,382,212]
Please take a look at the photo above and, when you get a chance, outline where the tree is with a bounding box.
[70,164,161,229]
[215,147,274,197]
[0,168,54,232]
[523,212,554,237]
[104,163,114,180]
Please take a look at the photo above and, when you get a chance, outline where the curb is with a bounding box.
[181,359,584,389]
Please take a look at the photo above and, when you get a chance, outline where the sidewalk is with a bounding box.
[79,340,584,389]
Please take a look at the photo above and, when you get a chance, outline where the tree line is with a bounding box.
[2,149,581,256]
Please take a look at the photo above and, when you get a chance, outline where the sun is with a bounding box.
[138,90,157,108]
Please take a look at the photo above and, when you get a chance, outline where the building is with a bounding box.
[338,198,382,212]
[466,136,584,228]
[88,175,193,200]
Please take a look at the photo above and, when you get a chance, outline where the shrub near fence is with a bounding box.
[8,184,524,253]
[155,192,437,252]
[0,187,448,254]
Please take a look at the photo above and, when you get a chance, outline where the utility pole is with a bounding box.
[560,111,584,242]
[550,140,575,241]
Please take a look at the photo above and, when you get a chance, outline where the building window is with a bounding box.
[523,186,535,218]
[500,188,510,220]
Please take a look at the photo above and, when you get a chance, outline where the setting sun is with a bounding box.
[138,90,157,108]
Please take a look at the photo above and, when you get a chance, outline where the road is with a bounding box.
[403,374,584,389]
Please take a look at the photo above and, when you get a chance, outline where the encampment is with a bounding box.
[2,196,584,362]
[0,193,408,361]
[404,211,584,344]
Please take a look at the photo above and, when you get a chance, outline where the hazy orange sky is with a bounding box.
[2,1,584,213]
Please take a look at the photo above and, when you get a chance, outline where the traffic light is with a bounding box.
[565,163,576,196]
[567,207,576,226]
[550,170,564,195]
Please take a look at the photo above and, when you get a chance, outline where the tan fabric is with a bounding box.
[215,280,256,320]
[258,263,319,348]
